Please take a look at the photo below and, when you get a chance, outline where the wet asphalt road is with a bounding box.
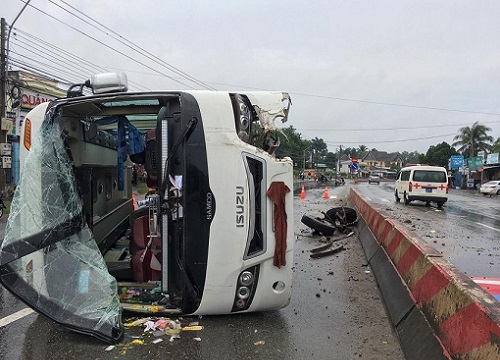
[357,180,500,277]
[0,184,404,360]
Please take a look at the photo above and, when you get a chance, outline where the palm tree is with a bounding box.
[492,137,500,153]
[357,145,368,158]
[452,121,493,158]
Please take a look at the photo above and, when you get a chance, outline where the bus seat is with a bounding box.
[131,248,162,282]
[130,214,162,282]
[131,214,161,251]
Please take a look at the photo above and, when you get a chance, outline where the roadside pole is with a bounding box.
[1,18,7,190]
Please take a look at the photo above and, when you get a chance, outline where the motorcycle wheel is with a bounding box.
[301,214,336,236]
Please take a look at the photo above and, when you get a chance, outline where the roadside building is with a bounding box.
[4,70,66,187]
[360,150,403,179]
[480,152,500,184]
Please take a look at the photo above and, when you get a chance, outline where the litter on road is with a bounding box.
[310,243,346,259]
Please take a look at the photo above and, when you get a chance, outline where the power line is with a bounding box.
[296,120,500,132]
[323,132,458,145]
[10,57,81,84]
[116,73,500,118]
[21,0,214,90]
[52,0,216,90]
[20,2,198,90]
[9,60,73,85]
[11,27,151,91]
[12,34,104,76]
[10,43,91,80]
[290,91,500,117]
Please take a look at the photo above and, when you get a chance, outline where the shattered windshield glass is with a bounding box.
[0,104,123,343]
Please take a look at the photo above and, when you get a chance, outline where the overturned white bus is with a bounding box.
[0,73,294,343]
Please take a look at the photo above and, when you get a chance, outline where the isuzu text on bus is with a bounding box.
[0,73,294,343]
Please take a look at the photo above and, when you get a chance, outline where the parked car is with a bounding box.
[368,175,380,184]
[479,180,500,196]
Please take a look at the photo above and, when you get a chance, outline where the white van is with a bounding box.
[394,165,449,207]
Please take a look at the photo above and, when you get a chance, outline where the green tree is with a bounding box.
[492,137,500,153]
[452,121,493,158]
[343,147,357,157]
[310,137,328,167]
[324,152,337,170]
[398,151,422,166]
[276,126,310,168]
[424,142,457,167]
[357,145,368,159]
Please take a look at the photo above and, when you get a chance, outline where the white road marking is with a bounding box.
[475,222,500,233]
[0,308,35,328]
[447,213,467,218]
[380,198,390,203]
[473,279,500,286]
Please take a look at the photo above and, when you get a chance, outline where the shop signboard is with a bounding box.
[20,89,57,110]
[450,155,464,168]
[486,153,499,165]
[467,156,484,171]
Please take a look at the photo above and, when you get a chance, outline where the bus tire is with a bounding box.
[301,215,335,236]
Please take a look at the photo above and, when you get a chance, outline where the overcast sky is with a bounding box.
[4,0,500,154]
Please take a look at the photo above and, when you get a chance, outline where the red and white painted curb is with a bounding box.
[350,188,500,359]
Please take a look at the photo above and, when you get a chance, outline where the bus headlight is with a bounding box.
[239,271,254,286]
[231,94,254,144]
[231,265,259,312]
[237,286,250,299]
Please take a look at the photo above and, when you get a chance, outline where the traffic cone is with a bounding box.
[323,186,329,199]
[300,186,306,199]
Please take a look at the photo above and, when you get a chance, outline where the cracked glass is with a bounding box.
[0,105,122,343]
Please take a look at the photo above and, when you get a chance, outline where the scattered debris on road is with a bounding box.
[310,243,346,259]
[104,316,204,352]
[301,207,358,236]
[309,231,355,258]
[300,206,358,258]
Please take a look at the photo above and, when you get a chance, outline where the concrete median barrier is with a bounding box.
[349,187,500,360]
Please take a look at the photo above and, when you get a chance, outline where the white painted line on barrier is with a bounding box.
[0,308,35,328]
[474,279,500,286]
[475,222,500,233]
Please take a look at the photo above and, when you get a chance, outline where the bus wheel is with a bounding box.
[301,215,336,236]
[437,202,444,208]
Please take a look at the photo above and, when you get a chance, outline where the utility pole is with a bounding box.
[1,18,6,120]
[1,18,6,190]
[0,3,32,191]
